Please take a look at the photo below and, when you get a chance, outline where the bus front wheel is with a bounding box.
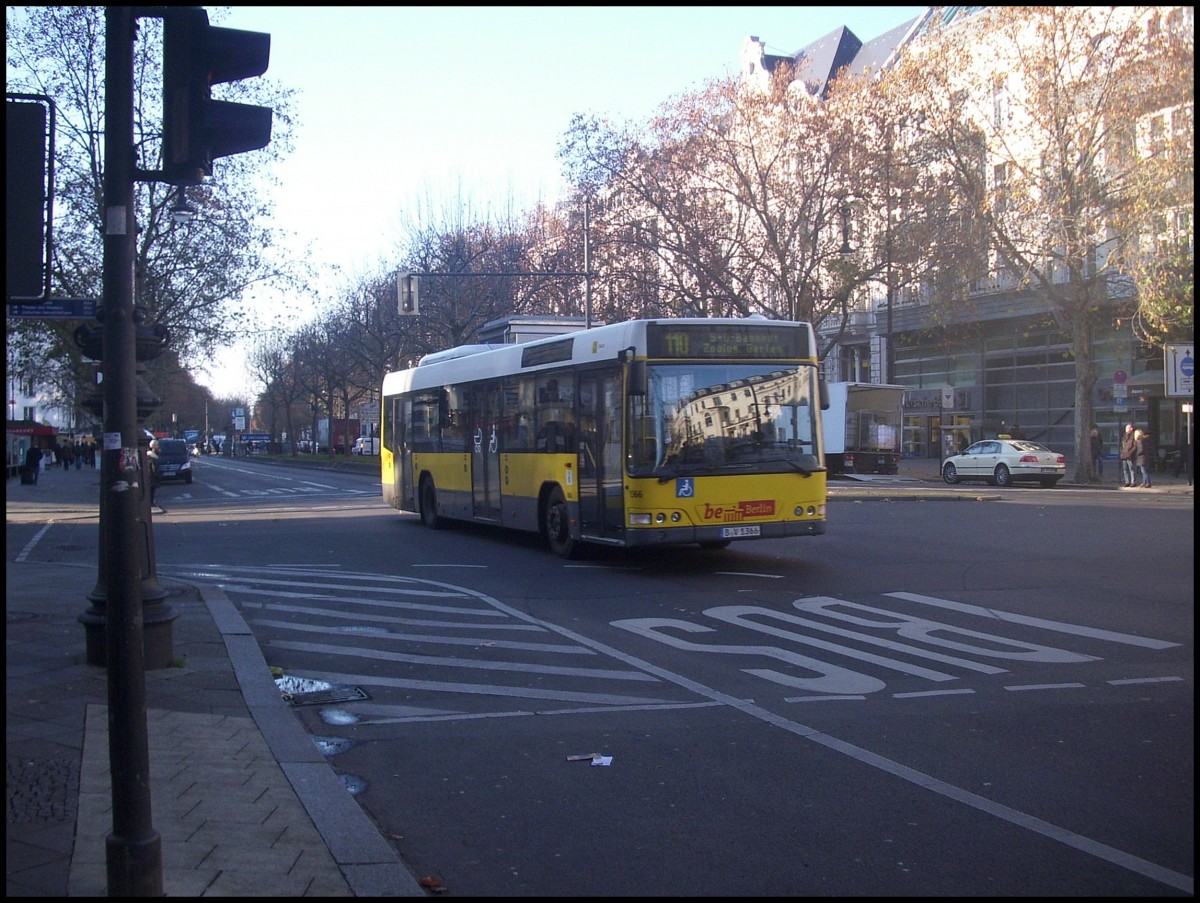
[419,477,442,529]
[544,487,577,558]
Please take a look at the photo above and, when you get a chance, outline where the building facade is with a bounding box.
[745,7,1193,467]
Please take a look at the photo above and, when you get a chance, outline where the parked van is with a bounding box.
[352,437,380,455]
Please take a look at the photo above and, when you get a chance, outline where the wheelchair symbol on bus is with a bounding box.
[676,478,695,498]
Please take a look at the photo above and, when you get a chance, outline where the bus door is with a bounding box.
[467,383,501,520]
[577,369,625,541]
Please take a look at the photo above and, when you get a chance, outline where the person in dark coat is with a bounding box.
[1088,426,1103,482]
[1133,428,1152,488]
[1119,423,1137,487]
[24,445,44,484]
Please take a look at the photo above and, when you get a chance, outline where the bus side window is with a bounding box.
[508,411,535,451]
[538,421,564,452]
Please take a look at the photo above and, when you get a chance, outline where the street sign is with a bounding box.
[1165,344,1193,397]
[7,297,98,319]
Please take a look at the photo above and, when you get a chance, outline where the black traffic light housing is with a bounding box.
[398,272,420,315]
[162,7,272,185]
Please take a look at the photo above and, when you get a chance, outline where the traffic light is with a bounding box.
[162,7,272,185]
[6,98,49,302]
[398,272,420,315]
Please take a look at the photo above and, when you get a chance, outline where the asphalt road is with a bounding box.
[138,455,1193,896]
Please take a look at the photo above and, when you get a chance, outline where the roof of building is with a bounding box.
[751,7,989,97]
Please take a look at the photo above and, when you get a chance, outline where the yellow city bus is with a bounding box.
[380,317,827,557]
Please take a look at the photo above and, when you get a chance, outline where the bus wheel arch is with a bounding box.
[419,473,442,529]
[542,484,577,559]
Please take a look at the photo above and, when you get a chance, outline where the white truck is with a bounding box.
[821,381,906,475]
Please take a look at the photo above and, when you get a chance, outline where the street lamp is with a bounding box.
[170,186,195,224]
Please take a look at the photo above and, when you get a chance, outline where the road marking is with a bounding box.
[250,617,592,653]
[269,640,660,681]
[240,600,545,631]
[1004,682,1087,691]
[296,668,681,707]
[714,571,784,579]
[887,592,1181,649]
[196,567,1191,894]
[15,522,53,562]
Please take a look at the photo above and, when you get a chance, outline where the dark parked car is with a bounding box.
[155,438,193,484]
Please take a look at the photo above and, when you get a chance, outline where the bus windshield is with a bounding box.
[627,362,822,477]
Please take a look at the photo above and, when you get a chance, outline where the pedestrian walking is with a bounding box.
[1133,428,1152,488]
[147,439,161,507]
[1088,426,1103,482]
[1119,423,1137,487]
[23,445,44,484]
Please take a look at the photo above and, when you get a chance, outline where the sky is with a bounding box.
[199,6,927,398]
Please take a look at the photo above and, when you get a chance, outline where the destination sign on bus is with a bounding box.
[646,323,808,360]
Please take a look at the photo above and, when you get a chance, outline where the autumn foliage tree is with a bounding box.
[5,6,300,428]
[886,6,1194,481]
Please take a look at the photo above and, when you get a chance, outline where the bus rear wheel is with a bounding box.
[419,477,442,529]
[544,487,577,558]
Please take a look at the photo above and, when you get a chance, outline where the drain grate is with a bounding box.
[286,686,369,706]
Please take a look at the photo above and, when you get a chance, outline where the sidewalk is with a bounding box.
[6,465,424,897]
[888,455,1193,491]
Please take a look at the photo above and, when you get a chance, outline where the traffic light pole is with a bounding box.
[99,7,162,895]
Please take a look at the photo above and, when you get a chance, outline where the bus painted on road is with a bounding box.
[380,317,827,557]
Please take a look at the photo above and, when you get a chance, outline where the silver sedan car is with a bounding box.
[941,438,1066,487]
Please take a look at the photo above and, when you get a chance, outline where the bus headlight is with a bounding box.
[655,512,665,523]
[670,511,681,523]
[629,513,652,526]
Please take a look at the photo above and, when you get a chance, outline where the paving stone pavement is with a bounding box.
[6,464,424,897]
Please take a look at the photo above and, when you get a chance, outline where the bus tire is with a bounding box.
[544,486,577,558]
[419,477,442,529]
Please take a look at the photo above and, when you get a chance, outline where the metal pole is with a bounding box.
[101,7,162,895]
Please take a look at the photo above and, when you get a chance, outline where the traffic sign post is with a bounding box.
[1165,344,1193,398]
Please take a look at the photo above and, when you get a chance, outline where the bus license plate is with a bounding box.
[721,525,761,538]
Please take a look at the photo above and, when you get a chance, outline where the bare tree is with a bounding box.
[558,70,874,330]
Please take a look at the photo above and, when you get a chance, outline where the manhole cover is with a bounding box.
[286,686,369,706]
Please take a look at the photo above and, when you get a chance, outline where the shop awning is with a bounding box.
[1124,370,1167,392]
[5,421,58,437]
